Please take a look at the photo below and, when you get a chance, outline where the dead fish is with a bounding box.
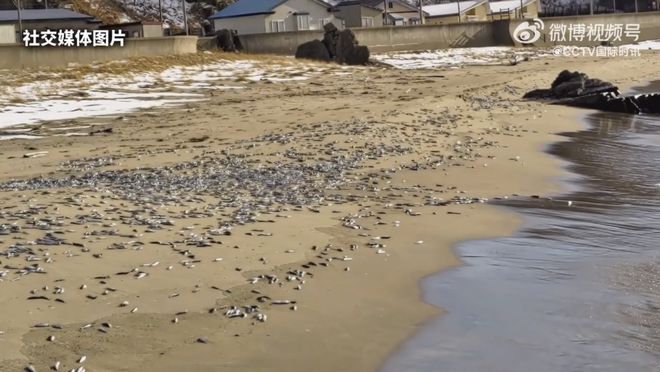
[271,300,296,305]
[77,355,86,363]
[47,335,55,342]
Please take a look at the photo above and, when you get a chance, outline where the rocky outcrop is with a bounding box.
[524,70,660,114]
[335,29,370,66]
[294,40,331,62]
[295,23,370,66]
[216,29,243,52]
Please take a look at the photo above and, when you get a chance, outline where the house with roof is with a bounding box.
[424,0,489,24]
[334,0,383,27]
[355,0,426,25]
[490,0,539,19]
[210,0,339,35]
[0,8,97,43]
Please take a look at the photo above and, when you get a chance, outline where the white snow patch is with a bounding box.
[0,58,328,130]
[373,46,551,69]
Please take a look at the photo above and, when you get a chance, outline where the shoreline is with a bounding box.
[0,53,659,371]
[383,87,660,371]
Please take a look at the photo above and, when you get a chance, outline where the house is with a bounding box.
[209,0,338,35]
[354,0,426,25]
[423,0,489,24]
[0,9,98,35]
[0,23,14,43]
[490,0,539,19]
[334,0,383,27]
[99,21,163,38]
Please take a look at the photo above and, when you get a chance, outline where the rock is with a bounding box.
[322,23,339,58]
[344,45,370,66]
[294,24,369,65]
[323,22,338,33]
[295,40,331,62]
[216,29,242,52]
[523,70,660,115]
[335,30,370,66]
[335,29,357,65]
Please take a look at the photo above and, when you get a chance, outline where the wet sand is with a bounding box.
[0,52,659,371]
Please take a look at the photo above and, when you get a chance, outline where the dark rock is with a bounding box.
[344,45,370,66]
[323,22,338,33]
[524,70,660,115]
[216,29,243,52]
[335,29,370,65]
[635,94,660,114]
[295,40,331,62]
[335,29,357,65]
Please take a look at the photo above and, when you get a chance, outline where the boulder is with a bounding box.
[216,29,242,52]
[524,70,660,115]
[295,40,331,62]
[322,24,339,58]
[335,29,369,65]
[294,24,370,65]
[344,45,370,66]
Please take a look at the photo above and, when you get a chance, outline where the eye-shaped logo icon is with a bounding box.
[512,19,545,44]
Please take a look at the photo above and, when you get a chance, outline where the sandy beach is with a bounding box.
[1,50,659,371]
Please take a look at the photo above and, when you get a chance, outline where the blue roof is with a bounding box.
[209,0,288,19]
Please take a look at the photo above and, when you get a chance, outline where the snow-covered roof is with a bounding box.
[423,0,486,17]
[490,0,536,13]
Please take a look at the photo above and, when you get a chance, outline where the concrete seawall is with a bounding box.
[238,22,504,55]
[239,12,660,55]
[0,36,199,69]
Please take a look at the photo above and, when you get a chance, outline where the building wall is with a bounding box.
[285,0,334,30]
[143,24,164,38]
[0,35,198,69]
[335,4,363,28]
[213,14,268,35]
[522,1,539,18]
[406,3,490,25]
[337,5,383,28]
[426,14,461,25]
[265,4,297,32]
[0,24,15,44]
[16,19,96,31]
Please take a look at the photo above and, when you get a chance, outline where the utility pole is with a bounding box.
[457,0,461,23]
[590,0,593,15]
[520,0,524,18]
[418,0,424,24]
[14,0,22,36]
[159,0,163,23]
[383,0,388,26]
[182,0,188,35]
[634,0,638,12]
